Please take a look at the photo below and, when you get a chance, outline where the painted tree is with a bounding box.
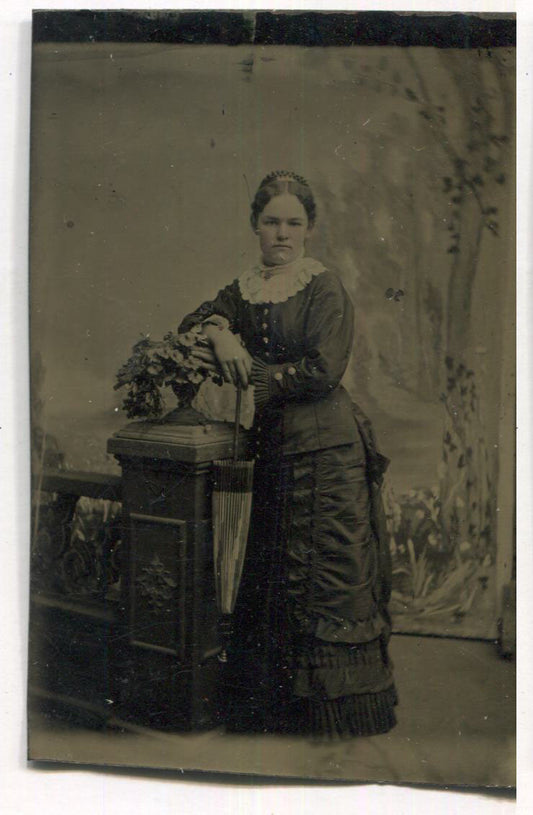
[404,47,513,362]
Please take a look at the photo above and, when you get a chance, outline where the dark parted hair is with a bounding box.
[250,171,317,230]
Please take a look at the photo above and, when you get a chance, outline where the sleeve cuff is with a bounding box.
[251,358,301,409]
[251,357,271,410]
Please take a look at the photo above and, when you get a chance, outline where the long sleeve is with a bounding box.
[251,272,354,409]
[178,281,241,335]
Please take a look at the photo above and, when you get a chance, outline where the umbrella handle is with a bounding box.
[233,385,242,462]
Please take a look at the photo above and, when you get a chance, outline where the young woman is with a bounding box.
[179,171,397,737]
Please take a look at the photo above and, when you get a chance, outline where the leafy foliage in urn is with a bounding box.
[114,331,223,419]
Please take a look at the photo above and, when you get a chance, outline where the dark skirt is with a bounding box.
[223,442,398,738]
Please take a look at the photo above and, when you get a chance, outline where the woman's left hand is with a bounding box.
[211,330,252,388]
[190,332,252,388]
[189,344,219,374]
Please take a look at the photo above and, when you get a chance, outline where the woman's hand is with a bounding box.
[190,328,252,388]
[189,343,220,374]
[211,330,252,388]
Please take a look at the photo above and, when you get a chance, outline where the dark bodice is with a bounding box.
[179,269,360,455]
[179,265,392,649]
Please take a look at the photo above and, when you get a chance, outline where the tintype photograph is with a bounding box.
[28,10,516,788]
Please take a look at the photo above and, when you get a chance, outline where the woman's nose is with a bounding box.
[276,222,289,239]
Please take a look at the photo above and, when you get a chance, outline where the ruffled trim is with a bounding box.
[313,612,389,645]
[293,638,395,700]
[224,687,398,738]
[250,357,270,409]
[290,605,390,645]
[295,685,398,738]
[238,256,326,304]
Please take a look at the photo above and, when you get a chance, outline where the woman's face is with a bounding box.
[256,193,312,267]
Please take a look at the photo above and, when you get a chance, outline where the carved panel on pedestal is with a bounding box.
[129,512,187,656]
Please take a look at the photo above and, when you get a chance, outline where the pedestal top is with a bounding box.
[107,419,251,465]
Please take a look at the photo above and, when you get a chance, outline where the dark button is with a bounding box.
[262,322,268,330]
[262,337,269,344]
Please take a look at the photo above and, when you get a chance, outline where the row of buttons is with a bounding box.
[260,306,297,379]
[261,307,271,357]
[256,301,273,459]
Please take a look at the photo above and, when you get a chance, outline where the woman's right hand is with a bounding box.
[200,327,252,388]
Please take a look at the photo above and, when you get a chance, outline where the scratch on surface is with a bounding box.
[362,118,371,127]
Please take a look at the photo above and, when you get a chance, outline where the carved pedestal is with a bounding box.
[108,419,248,730]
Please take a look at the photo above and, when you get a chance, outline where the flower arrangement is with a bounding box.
[114,331,223,419]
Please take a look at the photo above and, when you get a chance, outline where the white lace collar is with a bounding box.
[238,255,326,304]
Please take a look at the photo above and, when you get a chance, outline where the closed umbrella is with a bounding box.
[212,386,254,661]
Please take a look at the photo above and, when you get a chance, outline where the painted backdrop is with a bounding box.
[31,42,515,638]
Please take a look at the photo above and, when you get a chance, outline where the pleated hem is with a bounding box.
[296,684,399,738]
[223,685,398,739]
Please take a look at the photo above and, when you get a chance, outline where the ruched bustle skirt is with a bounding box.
[224,443,398,737]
